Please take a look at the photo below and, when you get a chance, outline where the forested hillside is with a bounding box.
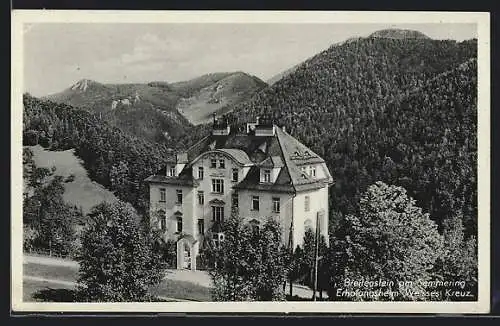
[220,36,478,237]
[23,95,208,214]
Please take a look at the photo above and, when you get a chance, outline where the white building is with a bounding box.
[145,117,333,270]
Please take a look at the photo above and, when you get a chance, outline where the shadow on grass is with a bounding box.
[285,295,330,301]
[33,287,78,302]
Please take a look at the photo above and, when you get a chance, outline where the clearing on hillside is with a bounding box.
[26,145,118,215]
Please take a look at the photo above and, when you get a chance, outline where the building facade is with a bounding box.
[145,117,333,270]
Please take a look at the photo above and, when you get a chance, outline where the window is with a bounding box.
[168,166,176,177]
[158,210,166,231]
[210,158,217,168]
[212,233,225,248]
[198,167,204,179]
[212,206,224,223]
[159,188,166,202]
[177,217,183,233]
[198,219,205,235]
[232,193,239,208]
[212,179,224,193]
[272,197,280,213]
[311,166,316,177]
[263,169,271,183]
[198,191,204,205]
[219,159,225,169]
[232,168,239,182]
[176,189,183,204]
[252,196,260,211]
[305,196,310,212]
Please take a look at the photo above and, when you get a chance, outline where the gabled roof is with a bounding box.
[258,155,284,168]
[145,123,333,192]
[214,149,252,166]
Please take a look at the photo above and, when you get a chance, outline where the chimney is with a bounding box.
[256,116,260,125]
[283,126,286,133]
[213,112,217,124]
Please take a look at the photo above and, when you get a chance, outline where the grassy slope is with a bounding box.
[27,145,118,215]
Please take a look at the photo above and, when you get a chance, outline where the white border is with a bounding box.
[11,10,491,314]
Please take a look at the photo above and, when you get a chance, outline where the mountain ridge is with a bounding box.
[46,71,266,123]
[265,28,433,86]
[44,71,266,141]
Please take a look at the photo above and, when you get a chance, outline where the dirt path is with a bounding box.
[24,254,78,268]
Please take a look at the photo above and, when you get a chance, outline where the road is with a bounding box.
[23,253,328,300]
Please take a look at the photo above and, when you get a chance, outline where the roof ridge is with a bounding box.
[186,135,210,154]
[278,126,323,160]
[275,126,297,193]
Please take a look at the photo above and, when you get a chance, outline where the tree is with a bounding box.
[23,224,38,252]
[331,181,443,301]
[291,228,328,299]
[36,176,77,256]
[253,218,287,301]
[76,201,166,302]
[208,212,257,301]
[433,214,478,300]
[208,210,287,301]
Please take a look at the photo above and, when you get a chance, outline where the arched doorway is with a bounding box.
[176,234,199,271]
[183,242,191,269]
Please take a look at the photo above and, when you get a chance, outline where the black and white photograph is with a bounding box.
[11,11,490,313]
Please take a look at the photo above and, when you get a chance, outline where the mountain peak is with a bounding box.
[70,79,100,91]
[368,29,431,40]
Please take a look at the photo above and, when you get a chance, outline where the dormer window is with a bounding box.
[311,166,316,177]
[263,169,271,183]
[168,166,176,177]
[210,158,217,168]
[219,159,225,169]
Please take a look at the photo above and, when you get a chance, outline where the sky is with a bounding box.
[23,23,477,97]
